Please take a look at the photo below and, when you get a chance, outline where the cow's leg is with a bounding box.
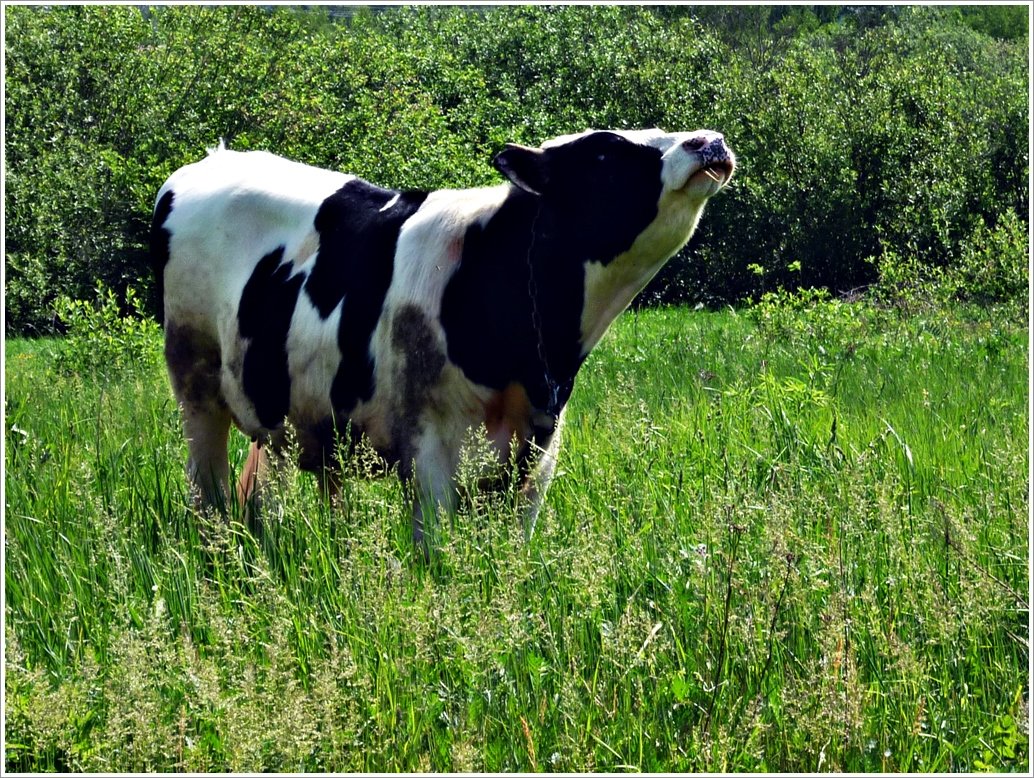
[182,403,232,511]
[165,323,232,511]
[520,407,567,539]
[294,421,342,500]
[316,466,343,501]
[408,427,460,551]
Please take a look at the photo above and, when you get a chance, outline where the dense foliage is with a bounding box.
[4,4,1029,333]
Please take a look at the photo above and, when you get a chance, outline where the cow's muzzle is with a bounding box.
[685,133,735,184]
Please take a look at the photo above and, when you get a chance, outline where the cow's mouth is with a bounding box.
[690,159,735,187]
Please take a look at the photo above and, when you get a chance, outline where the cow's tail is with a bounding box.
[149,188,175,328]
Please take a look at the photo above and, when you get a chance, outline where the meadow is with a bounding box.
[3,300,1028,772]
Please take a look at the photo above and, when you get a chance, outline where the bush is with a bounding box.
[655,10,1029,307]
[3,5,1029,333]
[748,287,867,348]
[867,246,949,316]
[52,285,162,378]
[952,210,1029,308]
[868,208,1029,318]
[4,6,314,333]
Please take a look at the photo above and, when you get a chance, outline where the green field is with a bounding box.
[3,304,1029,772]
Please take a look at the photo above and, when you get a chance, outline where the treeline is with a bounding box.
[4,4,1028,334]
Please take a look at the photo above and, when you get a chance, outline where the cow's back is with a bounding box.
[156,148,353,337]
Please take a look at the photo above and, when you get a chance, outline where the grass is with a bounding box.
[3,301,1029,772]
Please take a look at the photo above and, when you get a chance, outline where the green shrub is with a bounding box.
[748,287,868,351]
[951,210,1029,309]
[52,284,162,378]
[668,10,1028,307]
[3,5,1029,332]
[868,209,1029,318]
[867,245,949,316]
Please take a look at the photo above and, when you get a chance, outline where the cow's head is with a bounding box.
[495,128,734,202]
[493,128,735,354]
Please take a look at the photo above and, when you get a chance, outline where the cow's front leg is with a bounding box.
[520,407,566,539]
[407,425,460,551]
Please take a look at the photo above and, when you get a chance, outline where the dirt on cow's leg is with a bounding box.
[387,303,451,553]
[180,403,232,513]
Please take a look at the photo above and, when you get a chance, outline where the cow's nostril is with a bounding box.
[682,136,708,151]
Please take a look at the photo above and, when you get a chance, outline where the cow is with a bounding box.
[150,128,735,546]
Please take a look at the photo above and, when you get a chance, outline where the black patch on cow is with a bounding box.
[441,131,665,413]
[303,179,428,413]
[389,304,446,477]
[149,189,175,324]
[238,246,305,429]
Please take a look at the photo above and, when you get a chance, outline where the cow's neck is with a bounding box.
[578,192,707,357]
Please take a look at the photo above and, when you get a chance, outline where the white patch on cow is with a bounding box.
[289,230,321,268]
[383,184,510,316]
[659,130,732,195]
[160,150,353,435]
[160,150,352,336]
[379,192,401,212]
[287,293,344,424]
[325,185,509,458]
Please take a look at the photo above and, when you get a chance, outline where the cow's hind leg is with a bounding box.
[237,423,342,521]
[165,323,232,511]
[296,422,343,499]
[182,403,233,510]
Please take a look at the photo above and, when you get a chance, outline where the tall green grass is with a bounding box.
[4,303,1028,772]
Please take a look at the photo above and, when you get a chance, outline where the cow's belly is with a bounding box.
[212,293,538,479]
[284,290,343,425]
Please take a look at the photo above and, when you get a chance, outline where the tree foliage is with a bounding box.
[3,4,1028,334]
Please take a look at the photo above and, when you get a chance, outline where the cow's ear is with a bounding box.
[493,144,549,196]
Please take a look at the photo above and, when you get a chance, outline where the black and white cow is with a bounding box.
[151,128,735,543]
